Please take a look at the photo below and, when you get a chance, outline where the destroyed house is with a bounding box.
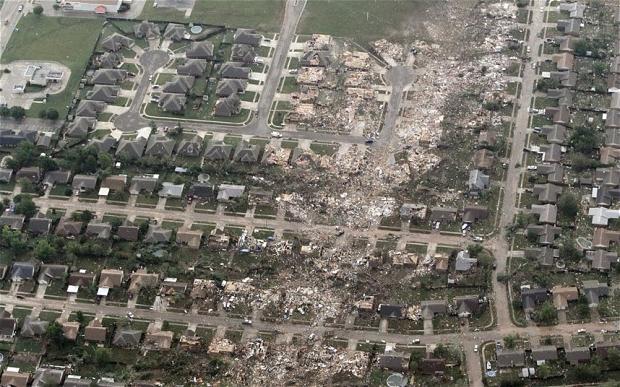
[68,271,96,287]
[301,50,330,67]
[159,182,184,198]
[472,149,494,170]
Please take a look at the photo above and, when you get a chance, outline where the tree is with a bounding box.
[557,192,579,220]
[467,244,483,258]
[34,239,56,260]
[607,348,620,370]
[570,127,600,155]
[572,360,602,382]
[503,334,518,349]
[9,106,26,120]
[46,321,65,346]
[46,108,59,120]
[6,141,35,170]
[72,210,94,223]
[0,106,10,117]
[33,5,43,15]
[593,61,607,77]
[94,348,111,366]
[38,156,58,173]
[14,196,37,219]
[559,240,582,262]
[532,301,557,325]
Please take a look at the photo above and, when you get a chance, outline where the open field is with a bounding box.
[298,0,435,44]
[140,0,285,31]
[1,15,103,118]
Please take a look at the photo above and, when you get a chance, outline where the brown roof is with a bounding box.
[1,371,30,387]
[85,319,107,342]
[62,321,80,341]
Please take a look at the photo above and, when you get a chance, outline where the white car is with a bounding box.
[17,5,23,12]
[270,131,283,138]
[474,344,479,353]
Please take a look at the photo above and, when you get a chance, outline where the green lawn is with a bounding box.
[140,0,284,32]
[1,15,103,118]
[298,0,434,44]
